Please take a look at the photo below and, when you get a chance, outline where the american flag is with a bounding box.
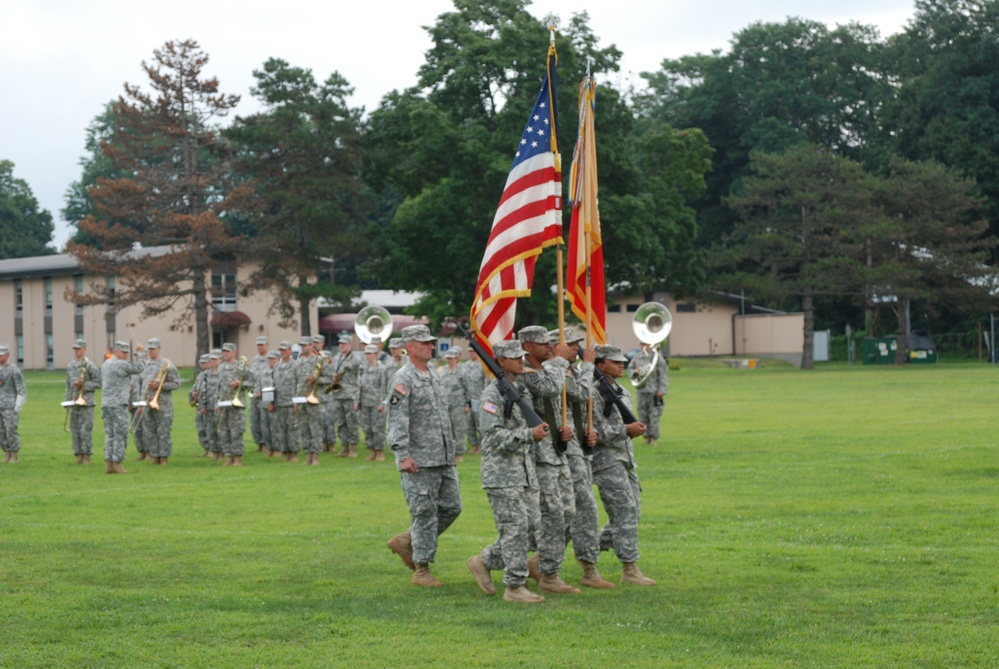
[470,44,562,351]
[567,75,607,344]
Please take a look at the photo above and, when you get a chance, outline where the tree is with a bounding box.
[866,157,995,364]
[0,160,55,258]
[225,58,370,334]
[67,39,249,358]
[724,144,872,368]
[367,0,708,327]
[62,102,124,243]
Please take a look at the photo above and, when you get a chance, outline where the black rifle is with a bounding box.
[451,320,546,431]
[593,366,639,424]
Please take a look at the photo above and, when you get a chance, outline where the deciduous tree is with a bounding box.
[0,160,55,258]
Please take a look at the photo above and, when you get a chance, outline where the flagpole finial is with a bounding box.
[545,13,559,41]
[586,56,594,78]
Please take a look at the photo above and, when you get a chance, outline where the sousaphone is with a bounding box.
[630,302,673,389]
[355,305,393,345]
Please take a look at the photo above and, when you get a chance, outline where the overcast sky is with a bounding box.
[1,0,916,250]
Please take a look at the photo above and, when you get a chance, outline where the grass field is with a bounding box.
[1,361,997,668]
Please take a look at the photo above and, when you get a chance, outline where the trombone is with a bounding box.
[630,302,674,389]
[63,358,89,432]
[130,358,170,432]
[306,354,324,404]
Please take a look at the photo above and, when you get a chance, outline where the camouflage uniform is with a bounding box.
[329,349,361,448]
[564,358,602,564]
[460,358,487,448]
[439,361,468,456]
[476,377,541,588]
[591,371,642,564]
[65,355,102,457]
[247,350,270,449]
[358,357,389,451]
[387,360,461,565]
[628,348,668,441]
[129,353,148,456]
[216,355,254,457]
[271,353,298,455]
[257,354,277,450]
[201,357,221,456]
[0,356,27,457]
[100,354,144,463]
[138,356,181,459]
[519,354,575,575]
[295,352,329,455]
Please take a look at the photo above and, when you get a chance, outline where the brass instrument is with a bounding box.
[230,356,248,408]
[305,355,324,405]
[63,358,89,432]
[130,358,170,432]
[326,305,393,393]
[630,302,674,390]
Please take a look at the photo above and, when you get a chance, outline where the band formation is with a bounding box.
[0,323,670,604]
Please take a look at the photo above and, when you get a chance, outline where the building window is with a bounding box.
[16,335,23,366]
[14,280,22,318]
[626,304,640,313]
[74,275,84,316]
[44,277,53,317]
[677,303,697,313]
[212,270,237,312]
[607,304,622,313]
[46,334,54,370]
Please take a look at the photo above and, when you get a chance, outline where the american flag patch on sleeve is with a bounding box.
[482,401,499,415]
[393,384,408,396]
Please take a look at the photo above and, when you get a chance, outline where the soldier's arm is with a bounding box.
[479,392,532,455]
[386,376,412,462]
[88,362,102,390]
[591,386,628,449]
[161,364,182,392]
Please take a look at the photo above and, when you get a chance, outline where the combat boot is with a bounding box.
[578,560,614,589]
[7,451,18,464]
[503,586,545,603]
[113,461,128,474]
[411,564,443,587]
[527,555,541,582]
[106,461,114,473]
[374,450,385,462]
[150,456,161,465]
[136,452,148,461]
[231,455,244,467]
[287,453,299,463]
[365,449,376,461]
[159,457,168,466]
[621,562,656,586]
[387,530,416,571]
[538,572,580,594]
[82,454,91,465]
[268,449,280,457]
[336,444,349,457]
[347,444,358,458]
[75,454,84,465]
[467,555,496,595]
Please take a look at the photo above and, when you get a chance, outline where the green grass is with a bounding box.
[1,362,997,668]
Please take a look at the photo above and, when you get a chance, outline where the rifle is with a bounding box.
[451,320,546,432]
[593,365,639,424]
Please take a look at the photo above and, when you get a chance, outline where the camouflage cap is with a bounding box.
[594,345,628,363]
[278,340,292,350]
[72,338,87,349]
[209,349,222,359]
[298,336,312,346]
[363,344,379,354]
[312,334,326,344]
[443,348,460,359]
[266,350,280,359]
[517,325,550,344]
[222,342,236,352]
[551,326,585,344]
[401,325,436,343]
[388,338,403,349]
[0,344,10,355]
[147,337,161,349]
[114,341,130,352]
[255,336,268,345]
[337,334,353,344]
[493,340,527,359]
[198,354,211,364]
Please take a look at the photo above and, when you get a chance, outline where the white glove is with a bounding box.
[14,393,26,413]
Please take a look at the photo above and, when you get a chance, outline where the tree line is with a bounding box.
[3,0,997,365]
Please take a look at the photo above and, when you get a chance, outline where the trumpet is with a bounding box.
[306,355,324,405]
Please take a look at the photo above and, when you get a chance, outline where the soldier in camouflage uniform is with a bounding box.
[358,343,389,461]
[592,345,655,586]
[439,347,468,462]
[460,347,486,453]
[552,327,614,590]
[137,338,181,465]
[215,342,254,466]
[295,337,330,465]
[329,334,361,457]
[271,341,299,460]
[100,341,145,473]
[261,350,279,452]
[628,342,669,445]
[247,336,271,452]
[385,325,462,588]
[65,339,102,465]
[0,343,27,464]
[466,340,548,604]
[202,350,223,459]
[383,338,406,379]
[517,325,579,595]
[129,347,149,461]
[192,354,211,455]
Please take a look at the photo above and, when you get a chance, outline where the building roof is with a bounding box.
[0,245,177,280]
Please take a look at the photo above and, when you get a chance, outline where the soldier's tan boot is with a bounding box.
[411,564,443,587]
[538,572,580,594]
[8,452,18,464]
[374,450,385,462]
[151,456,161,465]
[365,449,376,461]
[336,444,349,457]
[106,461,115,473]
[578,560,614,589]
[347,444,358,458]
[387,530,416,571]
[159,457,168,466]
[503,586,545,603]
[467,555,496,595]
[82,454,91,465]
[269,449,280,457]
[621,562,656,586]
[288,453,299,462]
[526,555,541,583]
[136,452,148,461]
[231,455,244,467]
[75,454,84,465]
[113,461,128,474]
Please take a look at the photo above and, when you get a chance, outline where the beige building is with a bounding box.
[0,248,317,370]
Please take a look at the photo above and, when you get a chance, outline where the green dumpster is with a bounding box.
[862,337,896,365]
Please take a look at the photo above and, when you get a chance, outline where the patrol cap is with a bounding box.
[114,341,130,352]
[493,340,527,359]
[222,342,236,352]
[278,340,292,350]
[517,325,550,344]
[266,350,280,360]
[402,325,436,343]
[72,338,87,349]
[298,336,312,346]
[363,344,379,354]
[594,345,628,363]
[443,348,460,359]
[388,338,403,349]
[312,334,326,344]
[0,344,10,355]
[255,336,268,345]
[147,337,161,349]
[209,349,222,359]
[551,326,586,344]
[337,334,353,344]
[198,354,211,364]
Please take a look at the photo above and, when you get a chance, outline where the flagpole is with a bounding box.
[582,66,595,434]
